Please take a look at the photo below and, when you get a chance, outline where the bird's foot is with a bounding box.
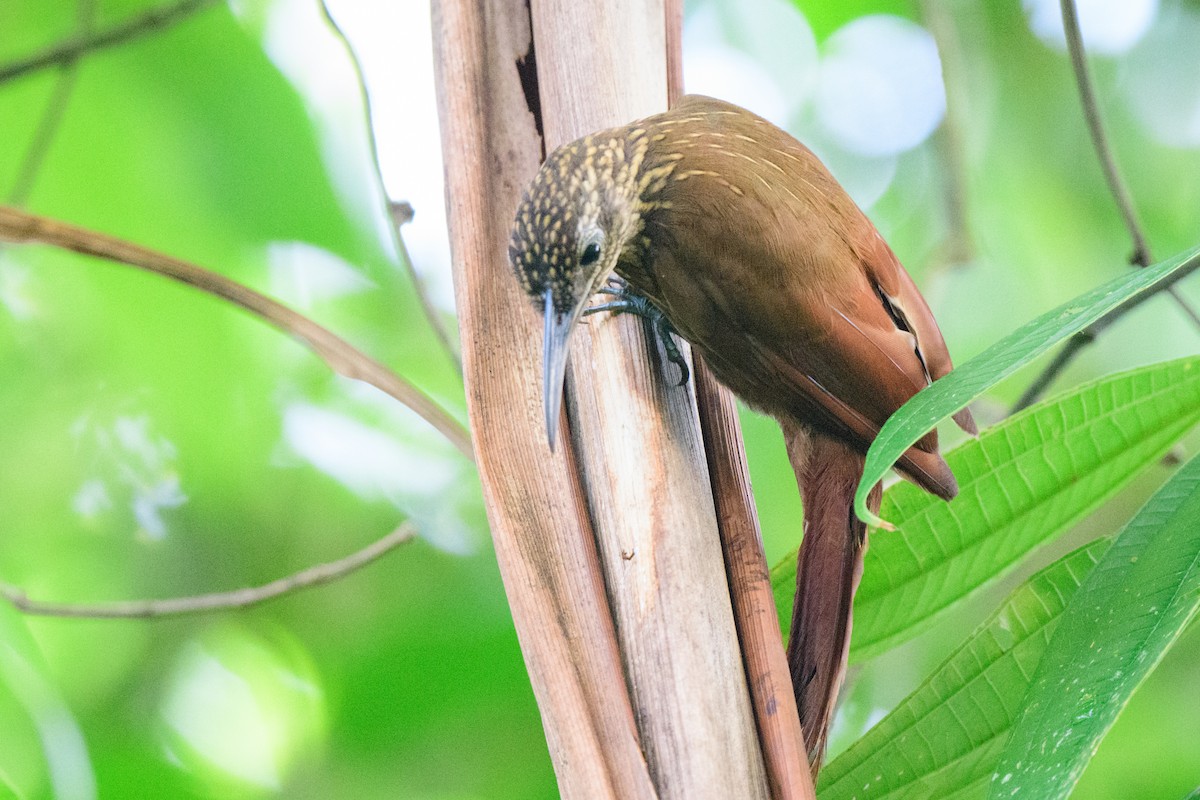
[584,279,690,386]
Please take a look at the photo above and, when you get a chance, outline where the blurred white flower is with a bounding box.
[72,479,112,519]
[72,412,187,540]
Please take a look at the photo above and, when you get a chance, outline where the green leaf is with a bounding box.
[854,356,1200,658]
[989,453,1200,800]
[854,244,1200,526]
[818,539,1109,800]
[772,357,1200,653]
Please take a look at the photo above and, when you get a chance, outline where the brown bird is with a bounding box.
[509,95,975,771]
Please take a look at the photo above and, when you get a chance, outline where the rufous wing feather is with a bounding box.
[856,230,977,436]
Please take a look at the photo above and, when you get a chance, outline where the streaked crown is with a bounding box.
[509,129,667,315]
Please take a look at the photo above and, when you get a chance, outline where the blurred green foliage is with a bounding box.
[1,0,1198,798]
[1,1,537,798]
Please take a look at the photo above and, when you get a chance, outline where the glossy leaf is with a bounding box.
[853,244,1200,526]
[818,540,1109,800]
[853,357,1200,657]
[989,453,1200,799]
[772,357,1200,655]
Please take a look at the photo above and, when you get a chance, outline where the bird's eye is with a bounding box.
[580,241,602,266]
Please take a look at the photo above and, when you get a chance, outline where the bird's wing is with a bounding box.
[639,102,972,494]
[642,212,963,496]
[745,284,963,500]
[854,230,978,435]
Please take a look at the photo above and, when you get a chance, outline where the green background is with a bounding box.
[1,0,1197,797]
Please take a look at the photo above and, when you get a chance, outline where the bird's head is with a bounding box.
[509,136,638,450]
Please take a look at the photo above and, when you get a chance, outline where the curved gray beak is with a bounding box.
[543,288,579,452]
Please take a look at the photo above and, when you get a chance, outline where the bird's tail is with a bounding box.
[781,421,881,775]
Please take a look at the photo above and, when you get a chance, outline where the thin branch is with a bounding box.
[318,2,464,376]
[0,206,474,459]
[7,0,100,205]
[1062,1,1200,324]
[1013,0,1200,412]
[1061,0,1200,328]
[8,69,79,204]
[0,522,417,619]
[1167,285,1200,328]
[0,0,217,86]
[920,0,974,271]
[389,200,462,374]
[1059,0,1150,266]
[1012,332,1091,412]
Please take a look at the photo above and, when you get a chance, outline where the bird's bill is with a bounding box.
[542,288,579,452]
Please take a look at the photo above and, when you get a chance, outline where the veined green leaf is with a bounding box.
[854,244,1200,526]
[853,357,1200,658]
[772,357,1200,654]
[989,453,1200,800]
[818,540,1109,800]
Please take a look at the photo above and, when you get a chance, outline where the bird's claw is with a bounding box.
[583,281,690,386]
[655,313,690,386]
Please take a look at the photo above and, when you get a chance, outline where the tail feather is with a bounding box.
[781,422,882,775]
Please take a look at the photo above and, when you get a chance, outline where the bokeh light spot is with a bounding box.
[683,0,817,126]
[1024,0,1158,55]
[265,241,375,309]
[814,15,945,159]
[1122,5,1200,148]
[159,628,325,794]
